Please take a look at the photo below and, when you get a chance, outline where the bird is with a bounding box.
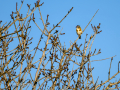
[76,25,82,39]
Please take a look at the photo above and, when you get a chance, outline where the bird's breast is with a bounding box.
[76,28,82,34]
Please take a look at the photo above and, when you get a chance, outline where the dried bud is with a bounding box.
[21,1,23,3]
[60,33,65,35]
[16,2,17,11]
[97,26,100,29]
[40,2,44,6]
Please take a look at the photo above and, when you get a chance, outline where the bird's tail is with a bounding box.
[79,36,81,39]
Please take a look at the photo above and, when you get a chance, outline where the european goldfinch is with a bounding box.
[76,25,82,39]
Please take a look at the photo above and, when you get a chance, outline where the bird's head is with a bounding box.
[76,25,80,28]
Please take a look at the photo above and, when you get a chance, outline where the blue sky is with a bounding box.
[0,0,120,89]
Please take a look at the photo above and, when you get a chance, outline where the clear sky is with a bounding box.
[0,0,120,89]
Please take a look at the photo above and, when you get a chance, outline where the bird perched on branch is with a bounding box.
[76,25,82,39]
